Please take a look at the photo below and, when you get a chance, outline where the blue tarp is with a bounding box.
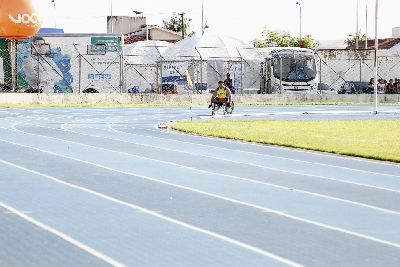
[38,28,65,34]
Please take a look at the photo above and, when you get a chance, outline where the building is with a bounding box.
[393,27,400,38]
[107,16,182,44]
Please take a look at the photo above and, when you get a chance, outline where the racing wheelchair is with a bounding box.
[211,101,234,116]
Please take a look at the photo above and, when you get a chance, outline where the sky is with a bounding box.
[37,0,400,43]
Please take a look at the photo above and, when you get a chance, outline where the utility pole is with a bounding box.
[110,0,114,33]
[296,2,302,38]
[202,1,204,35]
[52,0,57,28]
[373,0,379,115]
[365,5,368,49]
[356,0,359,49]
[178,12,185,39]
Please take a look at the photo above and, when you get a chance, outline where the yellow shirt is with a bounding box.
[216,88,227,99]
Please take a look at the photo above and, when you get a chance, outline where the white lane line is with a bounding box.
[59,123,400,214]
[3,112,399,174]
[0,201,124,267]
[12,121,400,214]
[1,130,400,250]
[105,124,400,193]
[3,210,32,214]
[116,124,400,178]
[0,159,301,267]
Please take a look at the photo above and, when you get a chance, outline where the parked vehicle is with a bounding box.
[338,81,369,94]
[259,47,318,93]
[317,83,336,94]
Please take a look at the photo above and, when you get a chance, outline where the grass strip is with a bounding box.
[172,120,400,163]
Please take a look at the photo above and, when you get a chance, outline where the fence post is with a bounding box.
[318,52,322,93]
[36,44,40,92]
[120,47,124,93]
[159,61,163,94]
[9,40,17,92]
[241,57,244,94]
[279,55,283,94]
[78,54,82,93]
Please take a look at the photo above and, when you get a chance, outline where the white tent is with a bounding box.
[162,33,263,61]
[160,33,263,94]
[124,41,173,93]
[124,40,173,65]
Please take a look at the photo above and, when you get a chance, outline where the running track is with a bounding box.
[0,105,399,267]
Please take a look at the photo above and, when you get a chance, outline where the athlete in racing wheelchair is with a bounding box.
[208,81,234,115]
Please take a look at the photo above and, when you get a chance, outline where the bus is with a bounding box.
[259,47,318,93]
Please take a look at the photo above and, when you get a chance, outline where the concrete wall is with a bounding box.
[107,16,146,35]
[0,93,399,105]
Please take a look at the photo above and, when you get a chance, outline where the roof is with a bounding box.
[124,25,182,44]
[147,25,182,37]
[347,38,400,49]
[162,32,263,61]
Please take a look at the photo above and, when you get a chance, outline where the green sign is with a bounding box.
[91,37,121,52]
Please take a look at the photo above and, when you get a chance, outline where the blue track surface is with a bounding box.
[0,105,399,267]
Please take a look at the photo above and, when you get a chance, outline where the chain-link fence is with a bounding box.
[1,38,263,94]
[14,39,123,93]
[158,58,262,95]
[2,36,399,95]
[316,49,400,93]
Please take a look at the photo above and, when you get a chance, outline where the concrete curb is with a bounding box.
[0,93,399,105]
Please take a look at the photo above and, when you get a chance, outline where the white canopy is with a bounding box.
[162,33,263,61]
[124,40,173,65]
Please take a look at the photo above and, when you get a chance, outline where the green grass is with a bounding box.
[172,120,400,163]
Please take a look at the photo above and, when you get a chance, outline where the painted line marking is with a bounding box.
[0,131,400,250]
[0,201,125,267]
[0,159,301,267]
[13,121,400,214]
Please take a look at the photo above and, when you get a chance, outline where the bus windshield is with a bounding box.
[272,51,316,83]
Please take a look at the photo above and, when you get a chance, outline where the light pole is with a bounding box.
[373,0,379,115]
[178,12,185,39]
[356,0,359,49]
[110,0,113,33]
[365,4,368,49]
[202,1,204,35]
[296,2,302,39]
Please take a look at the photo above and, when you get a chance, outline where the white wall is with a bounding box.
[392,27,400,38]
[107,16,146,35]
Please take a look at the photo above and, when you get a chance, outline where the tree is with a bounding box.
[252,27,319,49]
[345,31,366,46]
[163,13,195,38]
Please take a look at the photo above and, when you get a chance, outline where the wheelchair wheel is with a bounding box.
[226,102,234,115]
[211,103,219,116]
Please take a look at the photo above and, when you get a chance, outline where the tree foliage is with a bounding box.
[345,31,366,46]
[252,28,318,49]
[163,13,195,38]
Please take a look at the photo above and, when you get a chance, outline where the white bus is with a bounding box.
[259,47,318,93]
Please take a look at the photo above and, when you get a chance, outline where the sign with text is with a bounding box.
[91,37,121,52]
[161,62,188,83]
